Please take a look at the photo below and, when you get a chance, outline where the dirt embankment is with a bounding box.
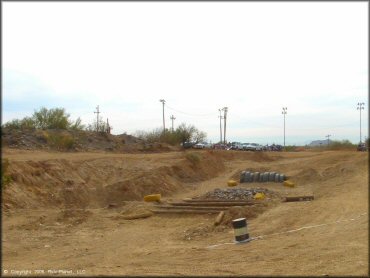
[1,128,178,153]
[2,150,233,210]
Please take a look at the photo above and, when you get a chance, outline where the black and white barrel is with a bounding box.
[232,218,249,243]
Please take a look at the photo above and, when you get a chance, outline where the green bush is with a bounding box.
[1,158,12,187]
[135,123,207,146]
[185,152,201,164]
[327,140,356,151]
[2,107,85,131]
[45,133,75,150]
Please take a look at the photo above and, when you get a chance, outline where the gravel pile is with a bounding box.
[199,188,272,201]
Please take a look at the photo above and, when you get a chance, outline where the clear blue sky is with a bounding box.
[2,2,368,145]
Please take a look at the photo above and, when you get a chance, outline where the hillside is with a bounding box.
[1,128,177,153]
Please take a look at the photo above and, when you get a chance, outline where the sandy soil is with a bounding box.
[2,149,368,276]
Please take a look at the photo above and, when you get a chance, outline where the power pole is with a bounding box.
[282,107,287,147]
[159,99,166,134]
[170,115,176,132]
[326,134,331,146]
[106,118,110,134]
[357,102,365,143]
[218,108,223,144]
[223,107,228,145]
[94,105,100,132]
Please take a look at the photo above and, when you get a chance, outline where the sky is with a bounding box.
[2,2,368,145]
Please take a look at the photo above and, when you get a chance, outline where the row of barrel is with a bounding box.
[240,171,287,183]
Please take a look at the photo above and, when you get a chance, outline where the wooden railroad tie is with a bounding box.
[284,195,314,202]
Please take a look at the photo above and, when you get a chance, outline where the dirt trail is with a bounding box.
[2,149,368,276]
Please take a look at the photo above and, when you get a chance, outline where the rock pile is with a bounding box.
[240,171,286,183]
[199,188,273,201]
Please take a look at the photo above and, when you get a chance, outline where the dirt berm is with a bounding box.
[3,150,259,209]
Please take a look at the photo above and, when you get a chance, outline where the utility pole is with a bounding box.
[106,118,110,134]
[170,115,176,132]
[94,105,100,132]
[159,99,166,134]
[282,107,287,147]
[223,107,228,145]
[326,134,331,146]
[357,102,365,143]
[218,108,223,144]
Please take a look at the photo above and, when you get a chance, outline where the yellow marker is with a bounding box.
[254,192,265,200]
[227,180,237,187]
[283,180,295,187]
[143,194,161,202]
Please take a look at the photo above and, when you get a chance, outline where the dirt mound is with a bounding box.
[292,168,322,185]
[3,151,227,209]
[209,150,277,162]
[1,128,179,153]
[56,209,93,226]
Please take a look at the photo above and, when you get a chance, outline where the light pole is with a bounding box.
[159,99,166,134]
[170,115,176,132]
[223,107,228,145]
[326,134,331,146]
[357,102,365,143]
[282,107,287,147]
[218,108,223,144]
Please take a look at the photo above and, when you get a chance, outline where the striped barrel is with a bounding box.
[269,172,276,182]
[240,171,246,183]
[232,218,249,242]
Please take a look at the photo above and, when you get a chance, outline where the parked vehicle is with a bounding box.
[193,142,211,149]
[269,144,283,151]
[230,142,242,150]
[357,143,367,151]
[181,142,195,149]
[243,143,263,151]
[213,143,227,149]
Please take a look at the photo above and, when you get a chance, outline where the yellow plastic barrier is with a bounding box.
[227,180,238,187]
[283,180,295,188]
[254,192,265,200]
[143,194,161,202]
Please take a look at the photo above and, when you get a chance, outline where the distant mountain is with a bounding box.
[308,139,331,146]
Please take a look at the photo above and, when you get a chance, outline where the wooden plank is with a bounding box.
[214,211,225,226]
[183,198,254,203]
[284,196,314,202]
[154,205,230,210]
[173,201,254,206]
[150,209,220,214]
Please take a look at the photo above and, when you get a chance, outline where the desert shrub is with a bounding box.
[327,140,356,151]
[3,117,36,130]
[185,152,201,164]
[2,107,85,131]
[85,117,111,133]
[69,117,85,130]
[1,158,12,187]
[33,107,70,129]
[46,133,75,150]
[135,123,207,146]
[284,145,306,152]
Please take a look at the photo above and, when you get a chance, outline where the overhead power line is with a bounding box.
[165,105,215,117]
